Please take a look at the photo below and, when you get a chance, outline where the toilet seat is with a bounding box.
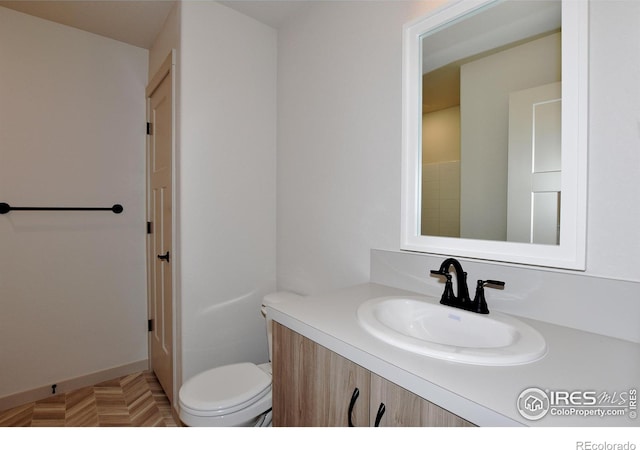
[179,362,272,426]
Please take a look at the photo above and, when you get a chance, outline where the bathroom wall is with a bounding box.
[421,105,461,237]
[149,1,278,384]
[277,1,640,341]
[421,161,460,237]
[422,106,460,165]
[277,1,437,295]
[0,7,149,400]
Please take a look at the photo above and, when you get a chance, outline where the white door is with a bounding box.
[507,82,561,244]
[147,55,174,403]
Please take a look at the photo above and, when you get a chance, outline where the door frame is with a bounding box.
[146,49,180,406]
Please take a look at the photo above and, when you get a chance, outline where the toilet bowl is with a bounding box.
[178,292,301,427]
[179,362,273,427]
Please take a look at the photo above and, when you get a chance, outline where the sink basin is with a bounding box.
[357,296,546,365]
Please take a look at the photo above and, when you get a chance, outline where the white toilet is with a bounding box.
[178,292,301,427]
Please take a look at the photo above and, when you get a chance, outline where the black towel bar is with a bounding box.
[0,202,123,214]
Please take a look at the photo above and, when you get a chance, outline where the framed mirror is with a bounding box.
[401,0,588,269]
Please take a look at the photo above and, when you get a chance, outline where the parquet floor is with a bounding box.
[0,371,177,427]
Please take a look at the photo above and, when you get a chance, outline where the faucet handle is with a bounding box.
[472,279,504,314]
[431,270,456,306]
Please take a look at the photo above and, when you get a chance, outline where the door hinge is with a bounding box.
[146,122,153,135]
[147,221,152,234]
[148,319,153,332]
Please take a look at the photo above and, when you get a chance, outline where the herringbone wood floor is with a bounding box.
[0,371,177,427]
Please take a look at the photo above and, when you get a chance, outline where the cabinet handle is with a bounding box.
[347,387,360,427]
[374,403,386,427]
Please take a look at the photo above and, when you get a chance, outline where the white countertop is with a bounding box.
[266,283,640,427]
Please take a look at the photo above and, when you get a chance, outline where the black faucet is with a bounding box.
[430,258,471,307]
[430,258,504,314]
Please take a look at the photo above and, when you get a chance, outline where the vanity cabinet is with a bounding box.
[272,321,370,426]
[272,322,474,427]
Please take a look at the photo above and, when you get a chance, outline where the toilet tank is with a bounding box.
[262,292,302,361]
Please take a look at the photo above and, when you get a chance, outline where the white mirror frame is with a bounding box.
[401,0,588,270]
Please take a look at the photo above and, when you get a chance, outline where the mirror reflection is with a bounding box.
[420,0,561,244]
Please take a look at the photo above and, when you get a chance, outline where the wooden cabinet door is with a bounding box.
[272,322,370,426]
[370,373,426,426]
[371,374,475,427]
[422,400,475,427]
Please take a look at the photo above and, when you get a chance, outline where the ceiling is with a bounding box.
[0,0,308,49]
[220,1,311,29]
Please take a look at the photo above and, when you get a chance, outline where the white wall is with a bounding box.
[178,1,277,382]
[277,1,640,340]
[585,0,640,278]
[0,7,149,399]
[277,1,435,295]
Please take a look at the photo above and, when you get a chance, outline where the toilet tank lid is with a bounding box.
[262,291,302,307]
[179,362,271,413]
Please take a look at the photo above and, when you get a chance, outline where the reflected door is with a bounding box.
[507,82,561,244]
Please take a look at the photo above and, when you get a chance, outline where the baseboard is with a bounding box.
[0,359,149,413]
[172,404,183,426]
